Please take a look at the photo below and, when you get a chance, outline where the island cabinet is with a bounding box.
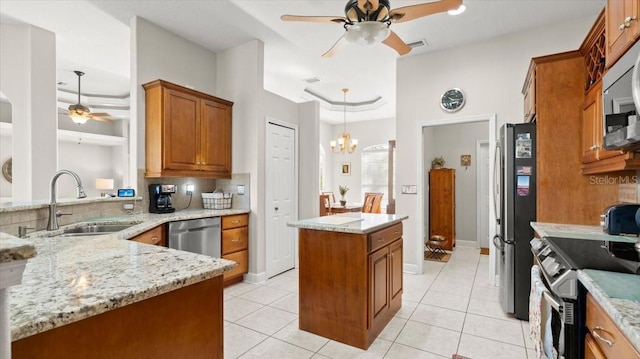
[221,213,249,286]
[130,224,166,247]
[143,79,233,179]
[606,0,640,68]
[298,222,403,349]
[585,293,640,359]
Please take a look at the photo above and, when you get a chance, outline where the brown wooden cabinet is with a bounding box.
[585,293,640,359]
[221,214,249,286]
[524,51,620,225]
[429,168,455,250]
[298,221,403,349]
[523,66,536,122]
[130,225,166,247]
[606,0,640,68]
[143,79,233,178]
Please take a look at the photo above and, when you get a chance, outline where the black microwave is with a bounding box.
[603,40,640,150]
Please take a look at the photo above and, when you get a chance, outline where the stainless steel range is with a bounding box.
[530,234,640,359]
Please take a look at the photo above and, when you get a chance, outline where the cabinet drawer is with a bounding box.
[585,333,607,359]
[222,227,248,255]
[586,293,640,359]
[223,250,248,280]
[131,225,165,246]
[368,223,402,253]
[222,214,248,229]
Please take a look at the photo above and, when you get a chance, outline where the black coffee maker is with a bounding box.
[149,184,176,213]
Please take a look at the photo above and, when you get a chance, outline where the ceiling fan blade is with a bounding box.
[389,0,462,23]
[89,115,115,123]
[382,30,412,56]
[281,15,346,24]
[89,112,111,117]
[322,36,349,58]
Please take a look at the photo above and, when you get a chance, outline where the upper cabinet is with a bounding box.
[143,80,233,178]
[582,8,640,173]
[606,0,640,68]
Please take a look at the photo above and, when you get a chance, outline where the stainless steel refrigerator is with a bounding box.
[493,123,536,320]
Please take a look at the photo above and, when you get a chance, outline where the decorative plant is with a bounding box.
[338,185,349,200]
[431,156,446,168]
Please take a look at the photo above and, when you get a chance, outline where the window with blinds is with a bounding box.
[361,144,390,206]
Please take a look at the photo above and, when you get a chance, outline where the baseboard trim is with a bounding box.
[455,240,476,248]
[243,271,267,284]
[403,263,421,275]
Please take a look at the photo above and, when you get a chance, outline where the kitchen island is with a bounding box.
[288,213,408,349]
[2,208,249,359]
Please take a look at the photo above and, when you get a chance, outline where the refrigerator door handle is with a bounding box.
[493,143,501,225]
[492,234,503,249]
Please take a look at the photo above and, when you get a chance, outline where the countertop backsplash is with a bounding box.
[1,172,251,237]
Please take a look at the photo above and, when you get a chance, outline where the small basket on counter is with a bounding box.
[202,192,233,210]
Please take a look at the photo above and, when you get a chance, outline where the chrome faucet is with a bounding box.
[47,170,87,231]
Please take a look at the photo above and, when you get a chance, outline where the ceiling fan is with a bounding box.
[63,70,114,124]
[281,0,462,57]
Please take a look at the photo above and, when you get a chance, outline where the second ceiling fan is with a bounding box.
[62,70,114,124]
[281,0,463,57]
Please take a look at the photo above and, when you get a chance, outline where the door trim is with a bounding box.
[415,114,497,285]
[476,140,490,249]
[266,118,299,275]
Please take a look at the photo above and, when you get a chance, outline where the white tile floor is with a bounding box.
[224,247,537,359]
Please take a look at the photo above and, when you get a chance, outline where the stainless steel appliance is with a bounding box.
[493,123,536,320]
[149,184,176,214]
[530,234,639,359]
[168,217,221,257]
[601,203,640,235]
[603,40,640,150]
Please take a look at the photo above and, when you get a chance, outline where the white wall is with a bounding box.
[57,142,118,198]
[0,23,57,201]
[329,117,396,202]
[319,121,334,193]
[396,16,596,274]
[426,121,489,244]
[131,16,218,187]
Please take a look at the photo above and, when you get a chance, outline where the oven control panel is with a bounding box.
[531,238,578,299]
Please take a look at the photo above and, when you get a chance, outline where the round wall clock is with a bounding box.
[440,88,466,112]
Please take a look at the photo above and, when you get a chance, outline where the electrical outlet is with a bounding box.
[123,203,134,210]
[237,185,245,195]
[186,184,194,195]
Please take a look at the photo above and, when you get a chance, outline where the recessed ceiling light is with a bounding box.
[448,4,466,16]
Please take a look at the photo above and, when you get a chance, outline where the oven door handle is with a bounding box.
[542,290,561,311]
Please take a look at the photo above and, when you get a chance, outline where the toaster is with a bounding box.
[601,204,640,235]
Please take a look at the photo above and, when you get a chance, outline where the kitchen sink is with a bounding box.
[59,223,138,237]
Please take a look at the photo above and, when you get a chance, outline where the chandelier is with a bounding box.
[330,88,358,154]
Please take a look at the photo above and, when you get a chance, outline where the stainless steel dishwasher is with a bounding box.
[168,217,221,257]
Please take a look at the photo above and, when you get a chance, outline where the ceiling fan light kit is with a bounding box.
[281,0,462,57]
[64,70,114,124]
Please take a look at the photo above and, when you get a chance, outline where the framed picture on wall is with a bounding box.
[341,162,351,175]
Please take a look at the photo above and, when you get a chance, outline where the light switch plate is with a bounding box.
[237,185,245,195]
[401,185,417,194]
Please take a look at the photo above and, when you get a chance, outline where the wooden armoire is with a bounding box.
[429,168,456,250]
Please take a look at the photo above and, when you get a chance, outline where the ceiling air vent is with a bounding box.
[407,39,427,49]
[303,77,320,84]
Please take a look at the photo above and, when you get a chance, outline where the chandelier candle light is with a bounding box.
[330,88,358,154]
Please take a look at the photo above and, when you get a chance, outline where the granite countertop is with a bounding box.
[3,208,250,341]
[530,222,638,243]
[288,212,409,234]
[0,233,36,263]
[578,269,640,352]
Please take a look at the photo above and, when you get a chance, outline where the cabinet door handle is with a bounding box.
[592,326,614,347]
[620,23,627,31]
[625,16,637,26]
[150,236,160,244]
[589,145,598,150]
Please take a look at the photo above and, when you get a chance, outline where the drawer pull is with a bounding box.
[394,231,401,235]
[378,238,385,242]
[232,220,240,224]
[231,238,240,242]
[151,236,160,244]
[592,326,614,347]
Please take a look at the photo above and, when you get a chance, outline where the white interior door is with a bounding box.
[477,140,490,248]
[266,122,296,278]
